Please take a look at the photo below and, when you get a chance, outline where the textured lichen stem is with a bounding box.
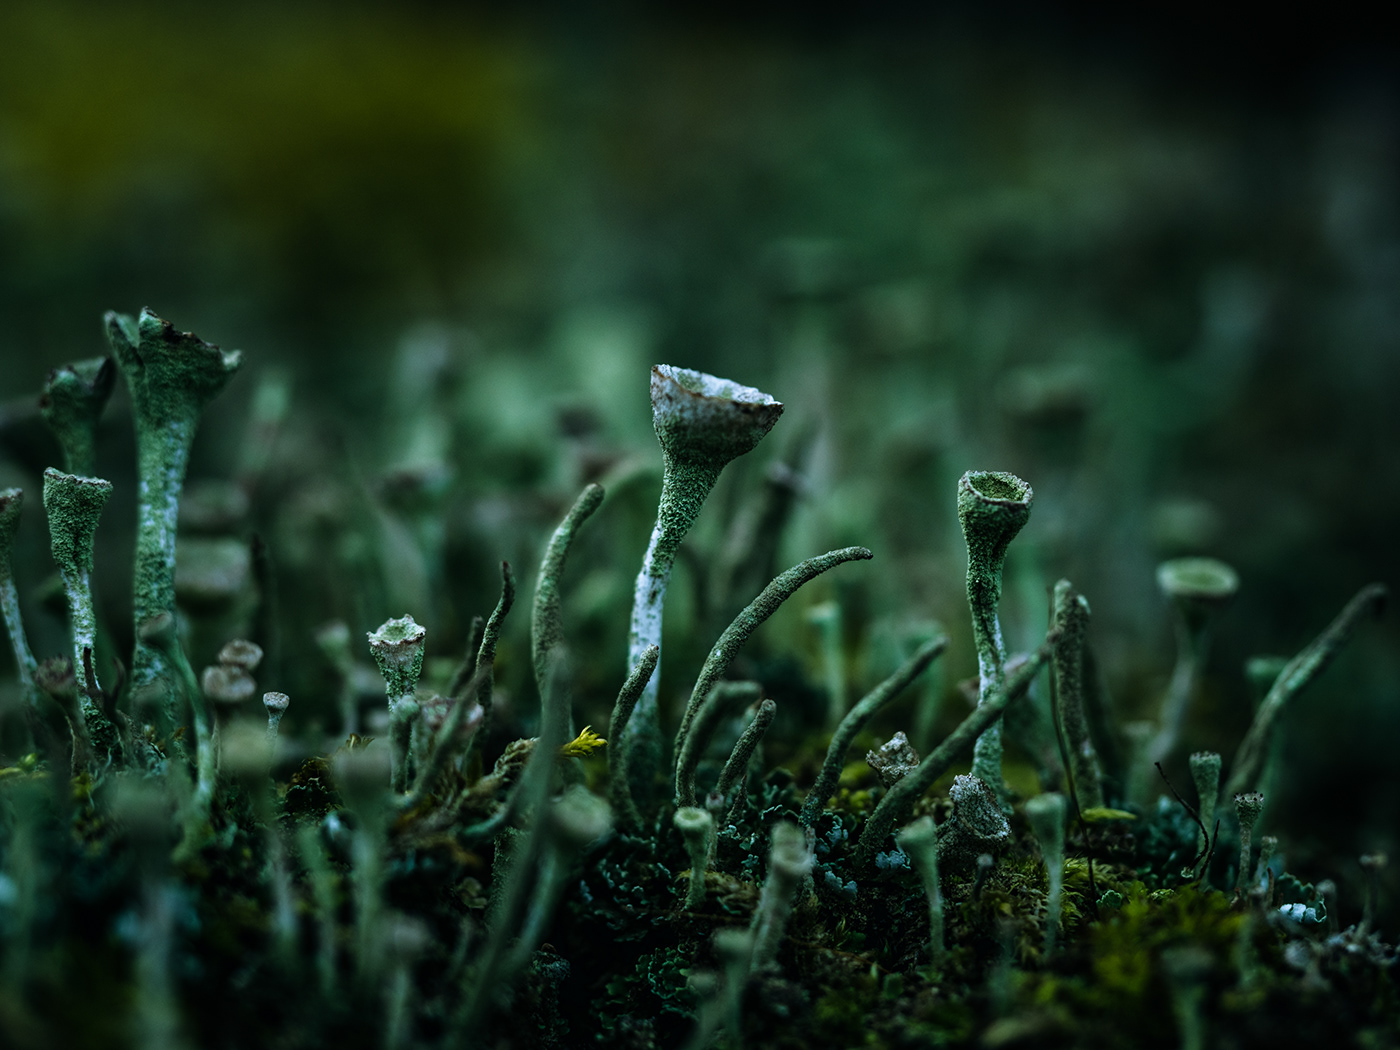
[43,470,118,764]
[1226,583,1386,795]
[800,635,948,828]
[712,697,777,810]
[674,546,874,760]
[858,630,1057,863]
[1050,581,1103,810]
[532,485,603,721]
[108,309,240,709]
[958,471,1033,800]
[626,458,723,753]
[608,645,659,829]
[470,561,515,737]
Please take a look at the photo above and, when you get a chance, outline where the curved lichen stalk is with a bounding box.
[106,309,241,710]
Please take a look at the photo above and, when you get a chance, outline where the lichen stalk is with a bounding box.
[624,365,783,794]
[897,816,946,966]
[1226,583,1387,795]
[957,470,1033,800]
[749,821,813,972]
[42,469,118,764]
[531,484,604,705]
[106,309,241,706]
[1189,751,1222,873]
[674,545,874,761]
[368,615,427,794]
[1149,557,1238,765]
[675,681,762,808]
[674,806,715,908]
[1025,792,1068,954]
[1050,580,1103,810]
[608,646,660,829]
[0,490,42,722]
[800,635,948,828]
[712,697,777,814]
[1234,792,1264,895]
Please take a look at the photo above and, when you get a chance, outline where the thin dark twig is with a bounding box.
[1155,761,1212,876]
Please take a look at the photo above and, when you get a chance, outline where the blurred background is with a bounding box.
[0,2,1396,902]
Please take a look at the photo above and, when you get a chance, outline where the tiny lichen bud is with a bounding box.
[218,639,264,672]
[368,614,427,704]
[1234,791,1265,894]
[1189,751,1222,865]
[264,691,290,741]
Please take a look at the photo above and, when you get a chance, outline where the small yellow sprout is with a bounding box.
[559,726,607,759]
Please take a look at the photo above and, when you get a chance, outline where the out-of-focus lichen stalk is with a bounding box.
[800,635,947,828]
[367,615,427,794]
[1050,580,1103,810]
[531,484,604,709]
[43,469,118,764]
[749,822,813,972]
[465,561,514,747]
[957,470,1033,801]
[1161,946,1212,1050]
[1025,792,1068,954]
[106,309,240,706]
[333,743,394,979]
[1234,792,1264,895]
[1226,583,1387,796]
[0,490,42,723]
[625,366,783,791]
[711,697,776,818]
[608,644,659,829]
[1149,558,1238,765]
[39,357,115,477]
[806,600,846,729]
[1189,751,1222,873]
[858,630,1057,863]
[674,806,715,908]
[897,816,946,967]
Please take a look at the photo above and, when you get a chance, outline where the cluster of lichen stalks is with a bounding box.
[0,311,1392,1049]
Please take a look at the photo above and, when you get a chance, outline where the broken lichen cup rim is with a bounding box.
[650,365,784,465]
